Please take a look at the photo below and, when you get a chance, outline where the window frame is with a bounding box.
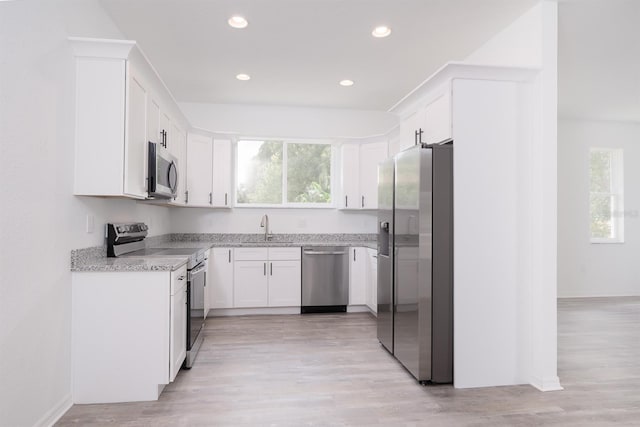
[234,138,336,209]
[589,147,624,244]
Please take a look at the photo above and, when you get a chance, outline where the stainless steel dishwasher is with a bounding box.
[301,246,349,313]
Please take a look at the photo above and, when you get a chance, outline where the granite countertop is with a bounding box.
[71,233,377,272]
[71,255,187,272]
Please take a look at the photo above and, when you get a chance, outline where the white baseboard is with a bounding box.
[530,375,563,392]
[347,305,369,313]
[210,307,301,316]
[34,393,72,427]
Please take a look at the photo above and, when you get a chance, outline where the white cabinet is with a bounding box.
[123,71,149,198]
[232,247,301,308]
[212,138,232,207]
[340,144,360,209]
[71,265,186,403]
[185,134,233,208]
[186,133,213,206]
[70,38,188,201]
[169,265,187,382]
[422,89,452,145]
[268,260,301,307]
[366,248,378,313]
[398,84,452,151]
[209,248,234,309]
[349,247,367,305]
[359,143,387,209]
[340,142,388,210]
[234,260,269,308]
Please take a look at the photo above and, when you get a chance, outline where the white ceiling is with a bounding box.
[98,0,537,111]
[559,0,640,122]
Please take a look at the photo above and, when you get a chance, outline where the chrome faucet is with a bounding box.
[260,214,273,241]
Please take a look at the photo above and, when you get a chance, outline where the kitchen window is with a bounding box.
[589,148,624,243]
[236,139,333,207]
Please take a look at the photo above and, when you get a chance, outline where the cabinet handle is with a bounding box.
[228,249,231,263]
[345,195,348,208]
[177,275,185,281]
[361,196,364,208]
[225,193,228,206]
[270,262,273,276]
[209,192,213,205]
[204,271,207,287]
[263,262,266,276]
[185,190,189,204]
[353,249,356,262]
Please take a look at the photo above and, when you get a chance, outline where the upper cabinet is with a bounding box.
[340,141,388,210]
[398,83,452,153]
[70,38,190,200]
[185,134,232,208]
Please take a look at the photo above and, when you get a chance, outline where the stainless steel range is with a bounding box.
[106,223,206,368]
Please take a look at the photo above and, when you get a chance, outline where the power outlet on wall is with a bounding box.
[86,214,94,233]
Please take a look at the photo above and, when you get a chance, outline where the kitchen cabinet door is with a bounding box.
[233,261,268,308]
[210,248,234,309]
[170,266,187,382]
[359,142,388,210]
[186,133,213,206]
[399,110,420,152]
[268,260,301,307]
[366,249,378,313]
[147,97,161,144]
[123,72,148,199]
[349,247,367,305]
[340,144,360,209]
[422,88,452,145]
[160,111,171,149]
[212,138,232,207]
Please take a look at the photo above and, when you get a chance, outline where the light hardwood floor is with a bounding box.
[57,298,640,426]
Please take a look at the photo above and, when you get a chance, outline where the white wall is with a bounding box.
[463,0,560,392]
[171,207,376,234]
[558,119,640,297]
[0,2,170,426]
[180,102,398,139]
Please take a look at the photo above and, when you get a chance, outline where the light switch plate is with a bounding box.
[86,214,94,233]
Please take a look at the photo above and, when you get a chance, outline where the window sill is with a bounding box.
[590,239,625,244]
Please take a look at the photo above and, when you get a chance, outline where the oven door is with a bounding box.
[148,141,178,199]
[186,261,206,366]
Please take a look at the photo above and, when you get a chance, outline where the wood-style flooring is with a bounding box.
[57,297,640,426]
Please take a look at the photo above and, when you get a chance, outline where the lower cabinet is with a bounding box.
[231,247,301,309]
[71,264,187,404]
[268,260,302,307]
[209,248,234,309]
[169,266,187,382]
[349,247,367,305]
[366,248,378,313]
[233,260,269,307]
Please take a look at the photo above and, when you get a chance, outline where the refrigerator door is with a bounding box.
[377,158,394,353]
[430,143,454,383]
[394,146,429,380]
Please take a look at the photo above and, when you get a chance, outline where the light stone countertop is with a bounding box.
[71,255,188,273]
[71,233,377,272]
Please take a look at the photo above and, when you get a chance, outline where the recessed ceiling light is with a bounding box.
[228,16,248,29]
[339,79,354,87]
[372,25,391,38]
[236,73,251,81]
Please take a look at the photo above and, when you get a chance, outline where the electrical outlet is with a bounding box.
[86,214,94,233]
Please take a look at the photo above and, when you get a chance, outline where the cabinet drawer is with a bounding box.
[171,264,187,295]
[234,247,269,261]
[268,247,301,261]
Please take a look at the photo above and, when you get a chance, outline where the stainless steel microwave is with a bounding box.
[148,141,178,199]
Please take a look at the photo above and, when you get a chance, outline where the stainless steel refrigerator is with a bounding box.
[377,142,453,384]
